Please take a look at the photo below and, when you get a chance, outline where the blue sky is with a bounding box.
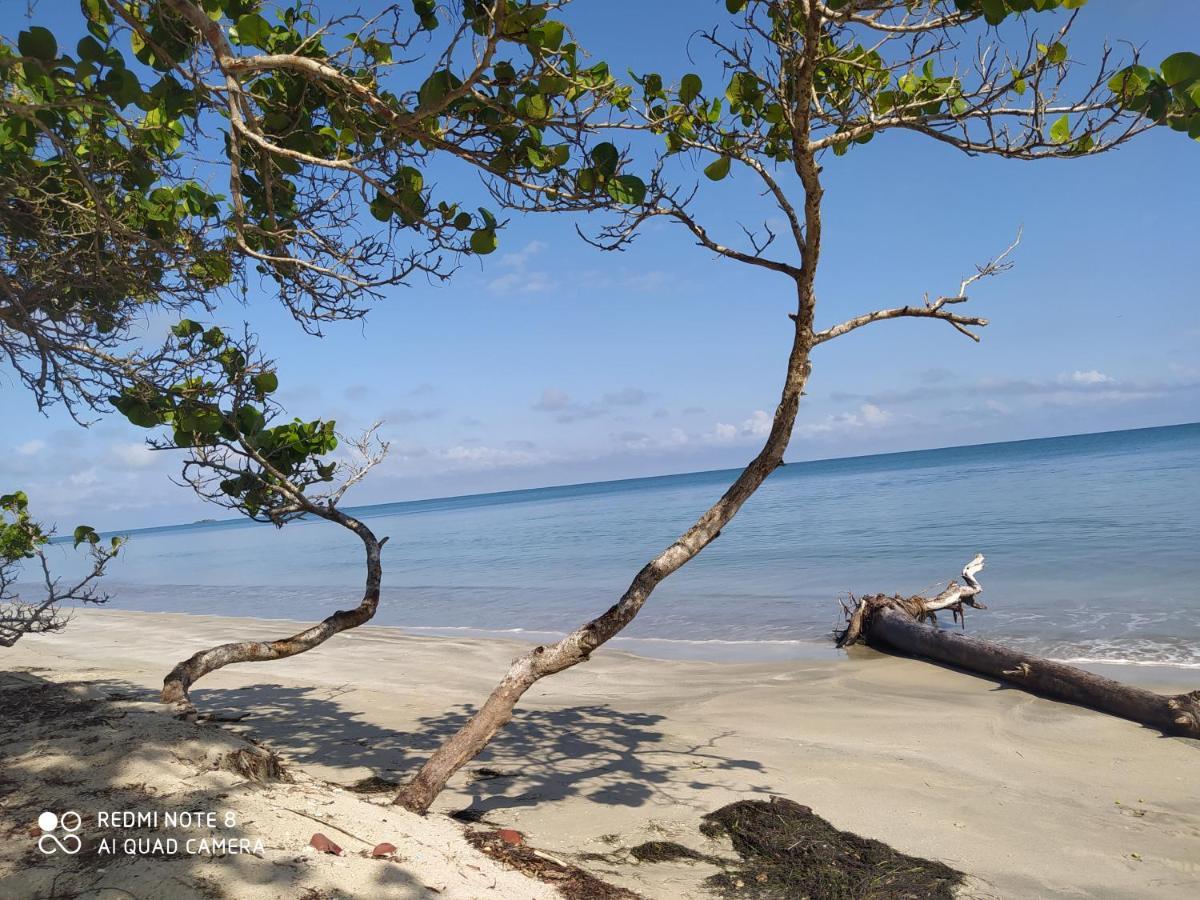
[2,0,1196,530]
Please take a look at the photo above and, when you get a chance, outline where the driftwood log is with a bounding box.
[838,555,1200,739]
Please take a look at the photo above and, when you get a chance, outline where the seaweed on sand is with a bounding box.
[698,797,963,900]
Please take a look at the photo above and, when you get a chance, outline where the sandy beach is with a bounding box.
[4,608,1198,898]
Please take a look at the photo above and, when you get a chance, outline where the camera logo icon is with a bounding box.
[37,811,82,855]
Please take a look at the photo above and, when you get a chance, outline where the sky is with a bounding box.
[1,0,1197,530]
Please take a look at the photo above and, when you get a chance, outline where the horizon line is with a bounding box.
[88,420,1198,539]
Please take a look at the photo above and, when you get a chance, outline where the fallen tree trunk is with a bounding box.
[838,556,1200,739]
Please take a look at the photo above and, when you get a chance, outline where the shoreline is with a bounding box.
[70,605,1200,685]
[6,608,1199,898]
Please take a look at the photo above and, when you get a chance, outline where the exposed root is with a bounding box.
[836,593,929,648]
[838,554,987,647]
[224,745,291,783]
[1167,690,1200,733]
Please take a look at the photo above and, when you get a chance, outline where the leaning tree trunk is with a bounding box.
[161,517,384,703]
[391,8,835,813]
[392,339,815,813]
[838,556,1200,739]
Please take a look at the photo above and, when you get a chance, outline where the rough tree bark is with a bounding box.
[838,556,1200,739]
[161,515,384,703]
[390,2,830,815]
[392,340,814,812]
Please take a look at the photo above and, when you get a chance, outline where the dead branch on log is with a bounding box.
[838,556,1200,739]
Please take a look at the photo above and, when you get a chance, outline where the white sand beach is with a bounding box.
[3,609,1198,899]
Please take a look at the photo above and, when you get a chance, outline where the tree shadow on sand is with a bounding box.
[0,670,435,900]
[189,681,775,817]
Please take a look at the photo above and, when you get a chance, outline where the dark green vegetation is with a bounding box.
[700,797,962,900]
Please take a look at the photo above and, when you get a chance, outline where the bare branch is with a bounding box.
[813,229,1021,345]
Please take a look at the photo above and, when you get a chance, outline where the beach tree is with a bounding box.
[0,490,122,647]
[389,0,1200,812]
[0,0,629,660]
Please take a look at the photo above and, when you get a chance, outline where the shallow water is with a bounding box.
[46,423,1200,667]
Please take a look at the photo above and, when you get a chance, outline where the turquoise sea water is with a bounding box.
[49,423,1200,667]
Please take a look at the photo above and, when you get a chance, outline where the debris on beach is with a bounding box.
[466,828,644,899]
[699,796,962,900]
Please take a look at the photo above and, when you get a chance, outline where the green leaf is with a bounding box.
[575,168,597,192]
[725,0,747,12]
[606,174,647,205]
[188,409,223,434]
[530,21,565,51]
[1161,52,1200,88]
[418,69,463,110]
[18,27,57,61]
[679,73,702,105]
[470,229,497,254]
[1046,42,1067,65]
[1108,65,1151,101]
[703,155,731,181]
[979,0,1006,25]
[590,142,620,175]
[253,372,279,395]
[369,194,393,222]
[1049,114,1071,144]
[236,405,265,435]
[233,13,272,47]
[77,36,105,62]
[171,319,203,339]
[359,38,392,64]
[72,525,98,548]
[519,93,550,121]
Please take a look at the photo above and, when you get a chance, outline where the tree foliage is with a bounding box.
[2,0,644,420]
[0,0,642,645]
[1,489,121,647]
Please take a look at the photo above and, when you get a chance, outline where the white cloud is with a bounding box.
[1064,370,1113,386]
[110,442,157,469]
[438,444,545,470]
[15,439,45,456]
[498,240,547,269]
[796,403,894,438]
[859,403,892,425]
[489,241,553,294]
[488,270,554,294]
[741,410,772,437]
[711,422,737,442]
[614,430,653,450]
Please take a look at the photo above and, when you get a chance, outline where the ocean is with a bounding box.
[47,423,1200,668]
